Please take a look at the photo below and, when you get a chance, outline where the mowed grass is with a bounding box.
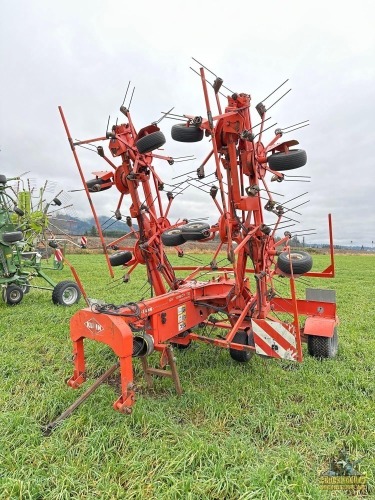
[0,253,374,499]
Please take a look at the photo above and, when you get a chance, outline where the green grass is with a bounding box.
[0,254,374,499]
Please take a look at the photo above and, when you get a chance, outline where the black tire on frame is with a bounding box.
[161,228,185,246]
[52,281,81,306]
[307,328,338,359]
[181,222,211,241]
[3,284,24,305]
[86,178,112,193]
[171,123,204,143]
[267,149,307,171]
[170,330,192,350]
[14,207,25,216]
[277,251,313,275]
[229,331,254,363]
[136,131,166,154]
[0,174,7,184]
[109,251,132,267]
[2,231,23,243]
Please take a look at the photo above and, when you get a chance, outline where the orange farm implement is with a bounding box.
[59,62,338,414]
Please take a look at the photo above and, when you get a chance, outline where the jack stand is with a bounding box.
[140,346,183,396]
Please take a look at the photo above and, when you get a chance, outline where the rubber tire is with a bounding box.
[109,251,132,266]
[171,341,191,350]
[86,178,112,192]
[14,207,25,216]
[171,124,204,143]
[2,231,23,243]
[267,149,307,171]
[136,131,166,154]
[171,331,192,350]
[53,198,62,206]
[0,174,6,184]
[52,281,81,306]
[307,328,338,359]
[277,251,313,275]
[161,228,185,246]
[181,222,210,241]
[229,331,254,363]
[3,284,24,305]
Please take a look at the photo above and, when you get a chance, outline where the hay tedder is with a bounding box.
[58,62,338,414]
[0,174,81,306]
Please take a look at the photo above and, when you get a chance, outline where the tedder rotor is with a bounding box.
[59,63,339,414]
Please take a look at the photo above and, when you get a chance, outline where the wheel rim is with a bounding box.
[62,287,78,305]
[288,253,304,261]
[9,290,21,301]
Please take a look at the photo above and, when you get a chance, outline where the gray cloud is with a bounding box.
[1,0,374,246]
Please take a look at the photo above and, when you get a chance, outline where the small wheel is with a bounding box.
[0,174,6,184]
[170,331,192,350]
[171,341,191,350]
[307,328,338,359]
[53,198,62,206]
[229,331,254,363]
[161,228,185,246]
[267,149,307,171]
[136,131,166,154]
[171,123,204,143]
[3,284,24,305]
[181,222,210,241]
[109,251,132,266]
[2,231,23,243]
[52,281,81,306]
[277,251,313,275]
[86,178,112,192]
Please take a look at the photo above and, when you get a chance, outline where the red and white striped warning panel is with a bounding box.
[251,319,297,361]
[54,249,63,262]
[80,236,87,247]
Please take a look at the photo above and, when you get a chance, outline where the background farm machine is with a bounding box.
[59,62,338,413]
[0,174,81,306]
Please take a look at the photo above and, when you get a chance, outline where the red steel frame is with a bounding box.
[60,68,338,413]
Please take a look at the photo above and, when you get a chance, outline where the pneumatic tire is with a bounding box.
[171,124,204,143]
[307,328,338,359]
[52,281,81,306]
[2,231,23,243]
[161,228,185,246]
[136,131,166,154]
[181,222,210,241]
[109,251,132,266]
[277,251,313,275]
[3,284,24,305]
[229,331,254,363]
[86,178,112,192]
[267,149,307,171]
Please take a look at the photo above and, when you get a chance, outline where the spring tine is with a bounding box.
[260,79,289,103]
[267,88,292,111]
[122,81,131,106]
[281,120,309,131]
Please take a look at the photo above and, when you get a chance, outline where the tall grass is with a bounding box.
[0,254,374,499]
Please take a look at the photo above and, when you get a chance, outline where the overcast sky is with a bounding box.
[1,0,374,246]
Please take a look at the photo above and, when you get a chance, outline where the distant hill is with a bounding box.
[49,214,138,236]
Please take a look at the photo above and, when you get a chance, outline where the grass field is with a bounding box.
[0,253,374,499]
